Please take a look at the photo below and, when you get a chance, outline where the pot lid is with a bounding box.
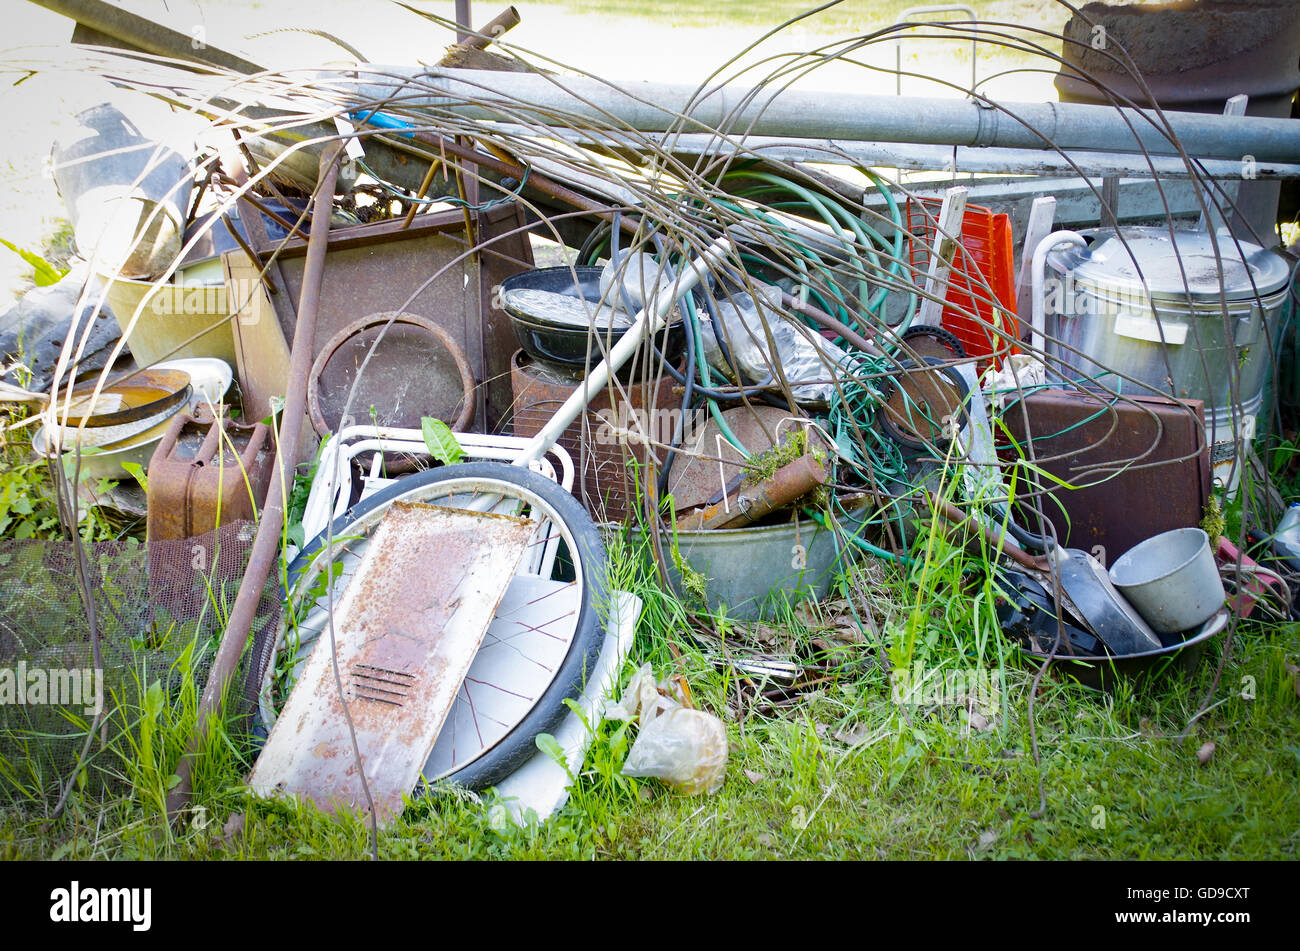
[1057,228,1291,302]
[502,287,634,331]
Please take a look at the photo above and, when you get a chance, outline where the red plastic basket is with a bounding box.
[906,197,1018,369]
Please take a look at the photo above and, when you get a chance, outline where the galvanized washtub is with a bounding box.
[1043,227,1292,485]
[632,514,847,620]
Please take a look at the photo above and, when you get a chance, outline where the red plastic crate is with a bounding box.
[906,197,1018,369]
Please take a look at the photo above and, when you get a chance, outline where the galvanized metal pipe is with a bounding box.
[165,143,343,820]
[334,67,1300,162]
[486,126,1300,180]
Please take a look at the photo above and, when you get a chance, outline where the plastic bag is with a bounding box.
[599,250,683,325]
[606,664,728,796]
[702,282,848,405]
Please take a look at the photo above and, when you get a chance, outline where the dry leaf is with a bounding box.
[976,830,998,850]
[833,722,872,746]
[1196,741,1216,765]
[965,710,992,733]
[743,769,766,785]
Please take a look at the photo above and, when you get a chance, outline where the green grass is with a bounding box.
[1,521,1296,861]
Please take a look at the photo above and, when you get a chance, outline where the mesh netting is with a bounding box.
[0,520,281,802]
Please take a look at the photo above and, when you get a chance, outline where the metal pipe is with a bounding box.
[455,0,472,44]
[494,127,1300,180]
[165,143,343,820]
[333,67,1300,162]
[1030,230,1087,355]
[462,5,519,50]
[32,0,262,74]
[677,452,829,531]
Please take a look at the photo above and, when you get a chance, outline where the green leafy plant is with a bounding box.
[0,238,68,287]
[421,417,465,465]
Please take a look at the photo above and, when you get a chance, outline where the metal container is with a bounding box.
[642,516,843,621]
[52,102,193,279]
[146,412,274,542]
[1016,608,1228,691]
[1108,527,1225,634]
[999,389,1211,561]
[1044,228,1291,479]
[500,266,685,376]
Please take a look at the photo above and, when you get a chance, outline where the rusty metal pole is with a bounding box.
[165,143,343,821]
[455,0,472,43]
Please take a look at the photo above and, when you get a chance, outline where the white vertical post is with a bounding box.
[1015,195,1057,330]
[1197,94,1249,233]
[914,185,968,328]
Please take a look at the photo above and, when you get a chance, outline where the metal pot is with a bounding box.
[1109,527,1225,634]
[1045,226,1289,435]
[501,266,684,374]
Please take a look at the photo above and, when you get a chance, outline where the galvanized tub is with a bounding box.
[1044,227,1291,484]
[635,515,845,620]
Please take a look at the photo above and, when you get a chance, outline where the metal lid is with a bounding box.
[1057,228,1291,303]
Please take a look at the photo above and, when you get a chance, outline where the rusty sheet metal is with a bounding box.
[1000,390,1211,562]
[266,203,535,434]
[509,349,679,522]
[247,500,535,823]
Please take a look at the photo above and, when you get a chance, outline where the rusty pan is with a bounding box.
[2,367,192,427]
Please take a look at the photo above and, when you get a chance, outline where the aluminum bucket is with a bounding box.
[1108,527,1225,634]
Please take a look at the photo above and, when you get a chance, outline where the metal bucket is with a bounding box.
[52,102,193,279]
[1108,527,1225,634]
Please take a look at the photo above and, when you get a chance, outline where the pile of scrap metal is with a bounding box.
[17,0,1300,818]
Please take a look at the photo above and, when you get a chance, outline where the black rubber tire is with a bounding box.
[285,460,607,792]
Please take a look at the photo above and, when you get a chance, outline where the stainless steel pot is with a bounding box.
[1044,227,1290,442]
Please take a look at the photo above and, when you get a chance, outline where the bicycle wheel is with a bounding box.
[258,460,607,792]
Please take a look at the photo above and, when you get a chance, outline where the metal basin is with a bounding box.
[633,515,846,620]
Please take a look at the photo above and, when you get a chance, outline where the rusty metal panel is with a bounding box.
[267,203,534,435]
[247,501,535,823]
[508,350,679,522]
[1000,389,1211,561]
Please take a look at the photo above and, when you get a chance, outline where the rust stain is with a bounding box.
[248,500,536,822]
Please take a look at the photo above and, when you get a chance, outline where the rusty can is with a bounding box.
[509,349,679,523]
[146,411,275,542]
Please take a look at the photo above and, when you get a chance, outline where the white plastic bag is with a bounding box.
[606,664,728,796]
[703,282,848,405]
